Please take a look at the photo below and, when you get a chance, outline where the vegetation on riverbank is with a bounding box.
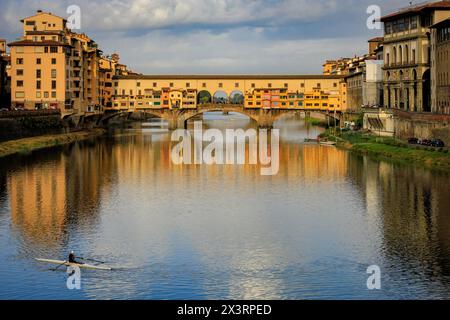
[304,117,328,127]
[320,130,450,171]
[0,129,106,158]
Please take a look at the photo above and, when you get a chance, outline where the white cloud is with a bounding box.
[1,0,342,32]
[99,27,368,74]
[0,0,408,74]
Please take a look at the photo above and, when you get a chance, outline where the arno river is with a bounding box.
[0,113,449,300]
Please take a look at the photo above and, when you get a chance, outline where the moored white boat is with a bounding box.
[319,141,337,146]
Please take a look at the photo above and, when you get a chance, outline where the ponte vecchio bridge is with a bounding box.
[108,75,347,129]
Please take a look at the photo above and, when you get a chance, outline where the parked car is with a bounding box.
[0,108,9,112]
[430,139,445,148]
[421,139,432,146]
[408,138,419,145]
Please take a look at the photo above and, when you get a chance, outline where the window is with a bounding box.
[44,47,49,53]
[284,83,288,88]
[52,81,57,90]
[25,20,35,26]
[170,83,174,88]
[268,83,272,88]
[34,47,44,53]
[44,92,49,98]
[36,69,41,78]
[15,92,25,98]
[251,83,256,88]
[16,69,24,76]
[36,58,41,64]
[17,80,24,87]
[50,46,58,53]
[36,92,41,98]
[385,22,392,34]
[51,69,57,78]
[137,82,141,87]
[219,83,223,88]
[51,91,57,98]
[235,83,239,88]
[411,17,418,29]
[36,81,41,90]
[51,58,57,64]
[186,83,190,88]
[16,58,24,65]
[300,83,305,88]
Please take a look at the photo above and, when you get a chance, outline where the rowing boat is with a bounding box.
[35,258,113,271]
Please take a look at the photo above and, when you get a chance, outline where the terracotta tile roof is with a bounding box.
[381,1,450,21]
[368,37,384,42]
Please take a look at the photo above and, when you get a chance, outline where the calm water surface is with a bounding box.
[0,113,449,300]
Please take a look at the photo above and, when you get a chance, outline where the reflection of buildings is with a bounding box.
[348,155,450,279]
[298,145,349,180]
[7,142,116,248]
[8,156,68,246]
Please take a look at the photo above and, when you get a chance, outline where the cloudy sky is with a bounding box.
[0,0,409,74]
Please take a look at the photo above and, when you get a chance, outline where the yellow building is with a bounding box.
[99,53,128,108]
[8,10,129,115]
[303,86,344,112]
[431,18,450,114]
[112,75,346,112]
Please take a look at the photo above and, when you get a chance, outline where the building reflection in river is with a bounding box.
[1,116,450,299]
[348,155,450,289]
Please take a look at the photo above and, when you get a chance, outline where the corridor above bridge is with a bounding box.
[110,74,348,113]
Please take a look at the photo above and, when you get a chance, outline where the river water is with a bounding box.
[0,113,449,300]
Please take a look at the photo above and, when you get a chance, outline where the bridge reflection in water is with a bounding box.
[0,115,450,299]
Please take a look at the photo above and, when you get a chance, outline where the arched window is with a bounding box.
[405,45,409,63]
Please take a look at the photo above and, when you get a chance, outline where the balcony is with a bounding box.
[383,61,420,70]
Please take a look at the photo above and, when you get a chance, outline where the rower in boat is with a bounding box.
[68,251,82,264]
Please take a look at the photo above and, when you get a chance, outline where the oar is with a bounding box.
[50,261,68,271]
[78,257,106,264]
